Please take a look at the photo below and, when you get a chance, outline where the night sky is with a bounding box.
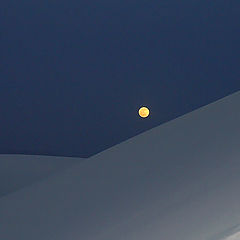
[1,0,240,157]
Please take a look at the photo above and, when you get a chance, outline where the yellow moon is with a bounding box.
[139,107,150,118]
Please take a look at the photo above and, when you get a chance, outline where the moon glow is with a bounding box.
[139,107,150,118]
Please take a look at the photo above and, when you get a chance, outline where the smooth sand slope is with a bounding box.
[0,92,240,240]
[0,155,81,197]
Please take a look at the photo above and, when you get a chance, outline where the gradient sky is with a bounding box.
[1,0,240,157]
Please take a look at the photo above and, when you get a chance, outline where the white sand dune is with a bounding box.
[0,154,81,197]
[0,92,240,240]
[224,232,240,240]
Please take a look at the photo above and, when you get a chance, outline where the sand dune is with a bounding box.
[0,92,240,240]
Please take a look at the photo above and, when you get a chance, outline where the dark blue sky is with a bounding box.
[1,0,240,157]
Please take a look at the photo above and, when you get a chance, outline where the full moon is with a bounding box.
[139,107,150,118]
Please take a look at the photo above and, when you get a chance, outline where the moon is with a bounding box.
[139,107,150,118]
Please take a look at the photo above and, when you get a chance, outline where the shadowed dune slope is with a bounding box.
[0,154,82,197]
